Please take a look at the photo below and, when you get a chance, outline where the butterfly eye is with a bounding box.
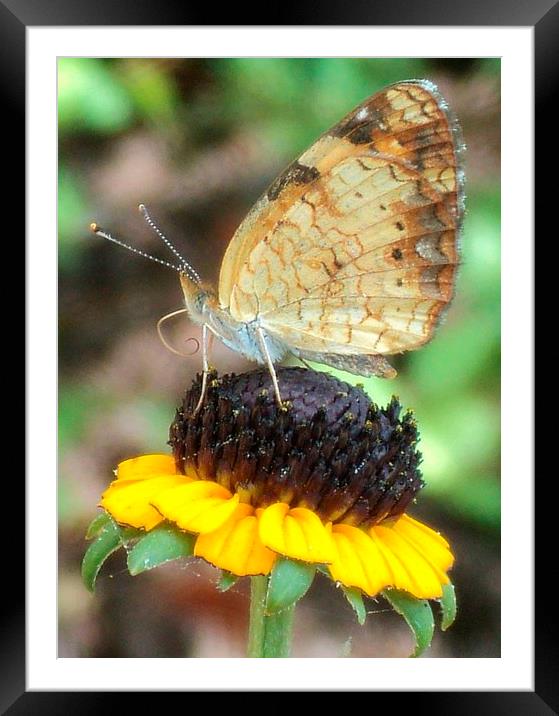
[195,292,208,313]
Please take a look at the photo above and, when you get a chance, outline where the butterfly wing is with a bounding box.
[218,81,464,373]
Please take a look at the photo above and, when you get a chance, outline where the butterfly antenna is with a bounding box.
[138,204,202,285]
[90,223,182,273]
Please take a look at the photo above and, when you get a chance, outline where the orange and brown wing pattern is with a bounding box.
[218,80,464,371]
[325,79,465,223]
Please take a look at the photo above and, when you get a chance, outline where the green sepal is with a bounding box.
[342,586,367,625]
[81,515,124,592]
[382,588,434,657]
[318,565,368,626]
[126,525,195,576]
[266,557,316,614]
[121,526,144,543]
[439,583,457,631]
[217,571,238,592]
[85,511,113,540]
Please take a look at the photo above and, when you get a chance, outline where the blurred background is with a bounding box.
[58,58,500,658]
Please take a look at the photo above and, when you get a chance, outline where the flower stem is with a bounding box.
[247,575,267,656]
[247,575,295,657]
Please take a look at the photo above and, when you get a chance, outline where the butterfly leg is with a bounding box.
[255,326,283,407]
[193,323,210,416]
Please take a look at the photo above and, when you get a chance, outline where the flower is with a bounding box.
[100,368,453,599]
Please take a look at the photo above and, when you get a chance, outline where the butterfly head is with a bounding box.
[179,271,218,325]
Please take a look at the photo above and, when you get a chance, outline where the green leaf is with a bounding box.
[81,516,123,592]
[85,512,112,540]
[126,525,195,576]
[266,558,316,614]
[383,589,434,657]
[342,586,367,625]
[439,583,457,631]
[217,571,238,592]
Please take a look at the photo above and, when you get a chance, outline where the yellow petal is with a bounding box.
[116,454,177,481]
[329,524,393,596]
[152,480,240,534]
[194,504,276,576]
[391,514,454,572]
[100,474,187,530]
[258,503,335,564]
[372,523,449,599]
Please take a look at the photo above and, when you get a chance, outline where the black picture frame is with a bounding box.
[11,0,549,711]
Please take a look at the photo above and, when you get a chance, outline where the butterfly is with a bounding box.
[93,79,464,413]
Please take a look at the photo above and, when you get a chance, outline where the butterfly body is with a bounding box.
[180,79,464,385]
[180,273,288,365]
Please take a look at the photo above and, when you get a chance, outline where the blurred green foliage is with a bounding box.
[212,58,434,153]
[58,58,500,537]
[58,58,135,134]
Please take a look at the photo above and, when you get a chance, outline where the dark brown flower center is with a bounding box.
[169,368,423,528]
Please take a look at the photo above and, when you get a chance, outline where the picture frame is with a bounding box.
[12,0,547,708]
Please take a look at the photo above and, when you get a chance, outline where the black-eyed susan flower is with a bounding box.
[99,368,453,603]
